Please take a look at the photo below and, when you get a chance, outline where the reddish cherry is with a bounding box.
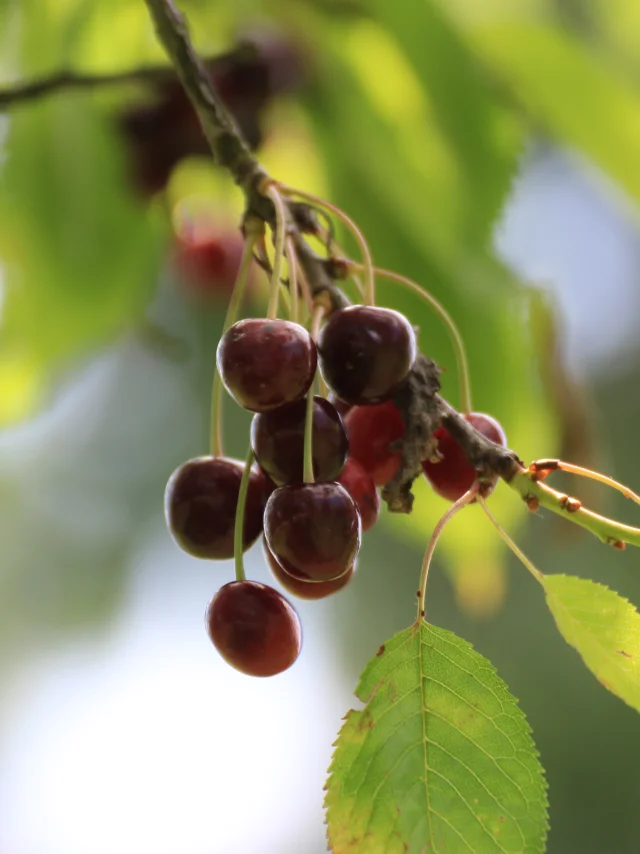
[217,318,317,412]
[165,456,273,559]
[337,457,380,532]
[173,226,246,299]
[264,540,355,600]
[422,413,507,502]
[345,401,405,486]
[264,482,361,582]
[206,581,302,676]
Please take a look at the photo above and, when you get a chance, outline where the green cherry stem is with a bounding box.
[349,261,472,413]
[286,235,300,325]
[210,228,259,458]
[277,183,375,307]
[479,498,543,583]
[303,304,326,484]
[265,184,287,320]
[415,485,478,623]
[233,447,255,583]
[529,458,640,504]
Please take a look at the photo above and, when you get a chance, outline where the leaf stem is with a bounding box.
[350,262,472,413]
[265,185,287,320]
[416,486,478,622]
[233,447,254,583]
[509,469,640,549]
[479,498,543,583]
[277,183,375,306]
[210,229,259,457]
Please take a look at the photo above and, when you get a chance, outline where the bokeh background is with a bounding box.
[1,1,640,852]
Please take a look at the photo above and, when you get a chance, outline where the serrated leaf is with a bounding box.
[326,622,548,853]
[542,574,640,712]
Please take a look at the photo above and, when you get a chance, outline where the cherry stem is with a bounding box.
[416,485,478,622]
[265,184,287,320]
[349,262,472,413]
[233,447,254,583]
[210,229,259,458]
[303,305,326,483]
[277,183,375,306]
[479,498,543,583]
[285,236,300,325]
[529,459,640,505]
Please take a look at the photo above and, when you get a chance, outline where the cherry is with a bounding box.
[422,413,507,502]
[165,456,273,559]
[217,318,317,412]
[206,580,302,676]
[345,401,405,486]
[173,225,246,300]
[251,396,348,485]
[337,457,380,532]
[327,393,352,419]
[317,305,416,405]
[263,539,354,600]
[264,482,361,582]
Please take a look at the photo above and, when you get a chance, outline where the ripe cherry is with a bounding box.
[165,456,273,559]
[173,225,246,299]
[251,396,348,485]
[264,482,361,582]
[337,457,380,532]
[317,305,416,405]
[206,580,302,676]
[422,413,507,502]
[345,401,405,486]
[264,540,355,600]
[217,318,317,412]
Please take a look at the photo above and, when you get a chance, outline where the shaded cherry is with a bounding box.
[165,456,274,559]
[327,392,352,419]
[217,318,317,412]
[422,413,507,502]
[263,538,354,600]
[264,482,361,582]
[345,400,405,486]
[206,580,302,676]
[173,225,246,300]
[337,457,380,532]
[251,396,348,485]
[317,305,416,405]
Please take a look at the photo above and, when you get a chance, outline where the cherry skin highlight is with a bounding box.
[165,456,273,559]
[217,318,317,412]
[206,580,302,676]
[251,396,348,485]
[345,401,405,486]
[317,305,416,405]
[337,457,380,532]
[264,482,361,582]
[263,539,355,600]
[422,413,507,502]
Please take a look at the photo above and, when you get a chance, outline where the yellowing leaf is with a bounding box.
[542,574,640,712]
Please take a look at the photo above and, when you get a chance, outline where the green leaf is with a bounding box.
[463,22,640,204]
[326,622,548,853]
[542,574,640,713]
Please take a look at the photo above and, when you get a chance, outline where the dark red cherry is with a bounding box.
[337,457,380,532]
[345,401,405,486]
[217,318,317,412]
[251,396,348,485]
[264,482,361,582]
[263,539,354,599]
[165,456,273,559]
[327,393,352,419]
[422,413,507,502]
[206,580,302,676]
[317,305,416,405]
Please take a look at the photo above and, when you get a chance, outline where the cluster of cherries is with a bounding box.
[164,303,506,677]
